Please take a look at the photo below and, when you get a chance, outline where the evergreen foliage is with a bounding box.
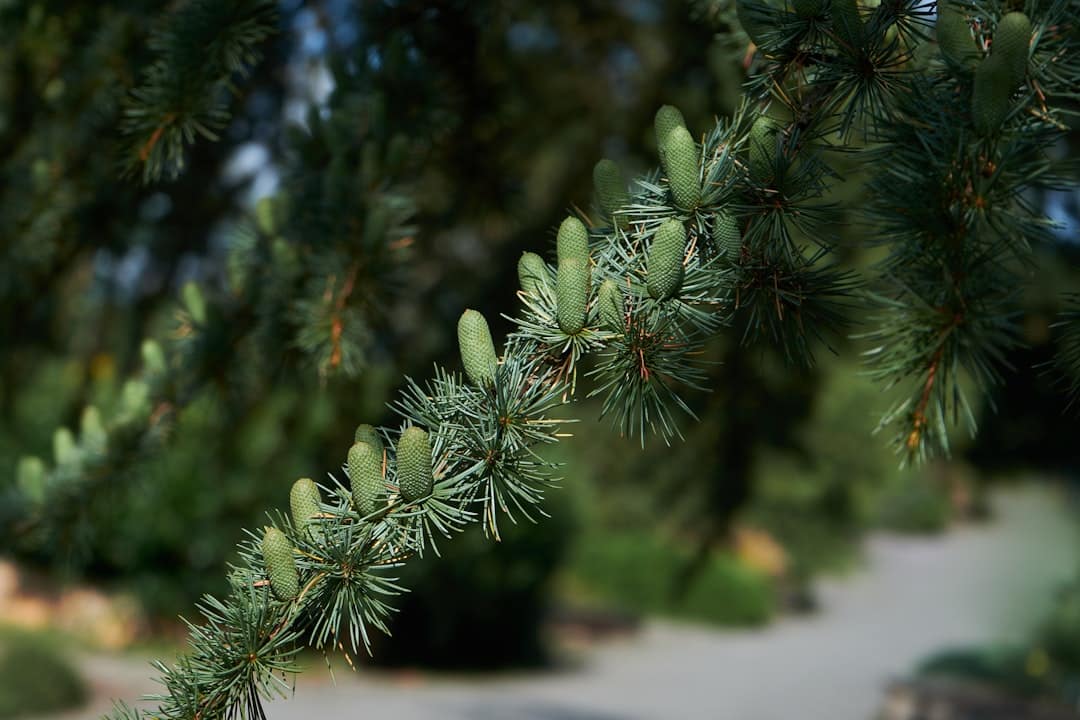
[1,0,1077,716]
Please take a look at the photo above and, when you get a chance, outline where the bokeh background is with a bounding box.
[1,1,1079,718]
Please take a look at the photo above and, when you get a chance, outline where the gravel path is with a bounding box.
[61,484,1080,720]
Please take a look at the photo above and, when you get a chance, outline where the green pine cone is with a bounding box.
[972,56,1013,134]
[181,281,207,325]
[647,219,687,300]
[261,527,299,601]
[353,424,383,451]
[749,116,779,180]
[735,0,771,46]
[347,440,384,515]
[793,0,823,18]
[712,211,742,261]
[80,406,106,457]
[254,196,278,236]
[140,339,167,379]
[458,309,498,387]
[556,216,589,262]
[598,279,625,332]
[396,426,433,502]
[993,12,1031,87]
[593,158,629,227]
[53,428,80,468]
[290,478,322,535]
[556,256,591,334]
[518,252,551,296]
[16,456,46,505]
[654,105,687,152]
[660,126,701,210]
[936,5,979,66]
[831,0,865,48]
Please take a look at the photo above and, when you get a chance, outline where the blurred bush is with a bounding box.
[369,490,578,669]
[566,530,774,626]
[0,629,87,719]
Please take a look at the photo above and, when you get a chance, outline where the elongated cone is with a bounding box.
[458,309,498,387]
[712,211,742,262]
[556,216,589,262]
[994,12,1032,87]
[347,441,383,515]
[353,424,383,452]
[647,219,687,300]
[290,478,321,535]
[16,456,46,504]
[141,339,167,379]
[971,13,1030,138]
[261,527,299,601]
[660,126,701,210]
[598,279,625,332]
[396,427,433,502]
[749,116,778,181]
[654,105,687,151]
[181,281,207,325]
[518,252,550,296]
[556,257,590,334]
[593,159,629,227]
[80,406,106,457]
[936,5,979,66]
[831,0,865,49]
[53,428,79,468]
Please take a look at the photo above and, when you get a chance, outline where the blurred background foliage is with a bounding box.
[0,0,1078,683]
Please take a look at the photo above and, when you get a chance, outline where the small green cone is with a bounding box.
[16,456,46,505]
[353,424,383,452]
[80,406,107,457]
[749,116,779,181]
[347,441,384,516]
[994,12,1032,87]
[556,216,589,263]
[518,252,551,296]
[647,219,688,300]
[458,309,498,387]
[936,5,979,67]
[261,527,299,601]
[654,105,687,152]
[181,281,207,325]
[140,339,167,380]
[53,428,80,468]
[556,256,591,334]
[660,126,701,210]
[120,379,151,423]
[598,279,625,332]
[735,0,771,46]
[254,196,279,236]
[793,0,823,18]
[593,159,629,227]
[972,57,1012,134]
[290,478,322,535]
[712,211,743,262]
[831,0,865,49]
[396,426,433,502]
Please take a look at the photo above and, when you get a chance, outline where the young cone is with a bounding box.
[396,426,433,502]
[735,0,771,46]
[660,126,701,210]
[593,158,629,227]
[654,105,687,151]
[598,279,625,332]
[261,527,299,601]
[353,424,383,452]
[712,211,742,261]
[556,216,589,262]
[994,12,1032,87]
[289,478,321,535]
[647,218,688,300]
[749,116,779,181]
[556,256,591,334]
[347,440,384,516]
[458,309,498,387]
[936,6,979,67]
[518,252,550,296]
[831,0,865,49]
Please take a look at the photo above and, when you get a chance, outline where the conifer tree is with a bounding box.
[2,0,1078,717]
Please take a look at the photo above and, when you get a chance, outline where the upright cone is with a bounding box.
[290,478,321,535]
[261,527,299,601]
[458,309,498,387]
[660,126,701,210]
[647,219,688,300]
[396,427,434,502]
[347,440,383,515]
